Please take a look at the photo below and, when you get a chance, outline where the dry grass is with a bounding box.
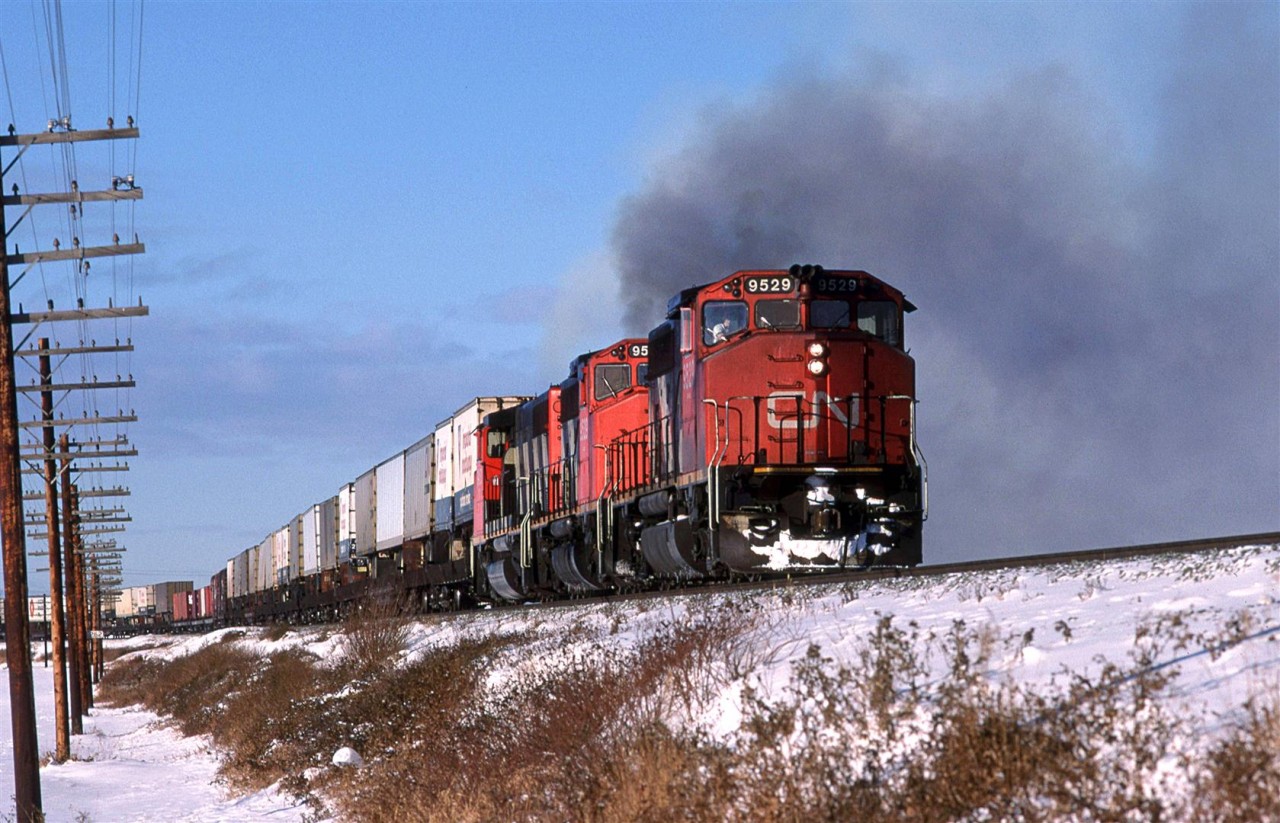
[98,641,259,730]
[97,603,1280,823]
[339,589,413,676]
[321,604,760,822]
[1188,688,1280,823]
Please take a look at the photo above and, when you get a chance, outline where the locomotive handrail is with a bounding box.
[704,399,724,560]
[886,394,928,520]
[518,475,534,571]
[594,444,611,566]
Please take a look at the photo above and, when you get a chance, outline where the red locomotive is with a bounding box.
[471,264,924,601]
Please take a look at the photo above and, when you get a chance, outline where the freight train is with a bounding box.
[183,265,926,625]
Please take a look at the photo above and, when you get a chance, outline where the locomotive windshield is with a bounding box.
[857,300,900,346]
[754,299,801,330]
[811,299,851,329]
[594,363,631,400]
[703,300,747,345]
[813,298,901,346]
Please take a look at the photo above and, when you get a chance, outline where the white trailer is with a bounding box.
[375,451,406,551]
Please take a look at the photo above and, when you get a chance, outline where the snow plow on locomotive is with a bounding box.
[216,265,925,623]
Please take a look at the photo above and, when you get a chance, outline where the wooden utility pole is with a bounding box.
[0,166,41,823]
[59,436,83,732]
[0,126,145,818]
[69,485,91,711]
[39,339,70,762]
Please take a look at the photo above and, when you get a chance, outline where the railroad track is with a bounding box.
[880,530,1279,579]
[107,532,1280,632]
[514,531,1280,613]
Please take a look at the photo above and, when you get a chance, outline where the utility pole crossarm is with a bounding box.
[15,344,134,357]
[20,449,137,460]
[15,380,135,392]
[5,242,144,267]
[22,464,129,474]
[27,525,126,538]
[2,190,142,207]
[18,415,138,429]
[0,126,140,147]
[22,487,128,501]
[10,306,147,325]
[21,436,132,450]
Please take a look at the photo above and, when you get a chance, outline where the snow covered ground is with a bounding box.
[1,542,1276,821]
[0,663,313,821]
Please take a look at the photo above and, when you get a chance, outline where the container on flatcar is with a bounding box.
[288,515,304,583]
[227,555,239,602]
[115,586,136,619]
[403,434,433,543]
[353,468,377,559]
[208,572,224,619]
[375,451,406,552]
[433,415,456,531]
[233,549,250,600]
[253,535,273,594]
[320,495,338,570]
[172,591,190,623]
[272,526,291,586]
[302,504,321,577]
[337,483,356,561]
[152,581,192,618]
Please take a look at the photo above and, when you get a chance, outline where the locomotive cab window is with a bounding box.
[594,363,631,400]
[636,363,649,385]
[703,300,748,346]
[811,299,852,329]
[857,301,901,347]
[754,299,800,330]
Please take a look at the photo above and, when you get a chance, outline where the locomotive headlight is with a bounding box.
[806,358,828,376]
[807,341,828,358]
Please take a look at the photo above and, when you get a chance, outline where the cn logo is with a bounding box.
[765,391,858,429]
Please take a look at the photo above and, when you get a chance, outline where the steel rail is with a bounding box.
[497,531,1280,614]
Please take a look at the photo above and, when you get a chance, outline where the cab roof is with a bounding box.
[666,265,916,316]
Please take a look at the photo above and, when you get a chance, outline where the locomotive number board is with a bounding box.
[811,274,860,294]
[743,275,798,294]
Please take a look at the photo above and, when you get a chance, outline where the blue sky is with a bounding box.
[0,1,1275,588]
